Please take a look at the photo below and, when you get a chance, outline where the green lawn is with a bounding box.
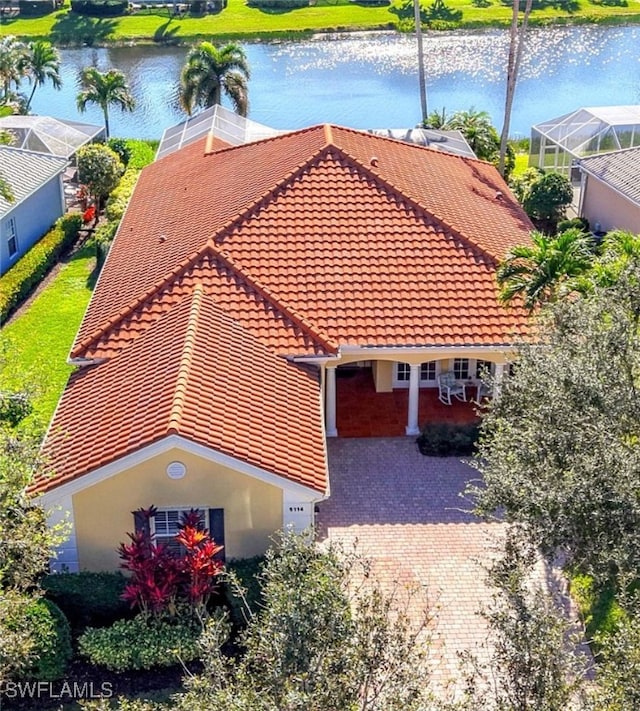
[2,244,96,428]
[5,0,640,43]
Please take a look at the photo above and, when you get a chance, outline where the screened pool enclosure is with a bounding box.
[529,106,640,180]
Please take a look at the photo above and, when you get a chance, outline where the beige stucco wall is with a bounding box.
[372,360,393,392]
[582,178,640,234]
[73,448,283,571]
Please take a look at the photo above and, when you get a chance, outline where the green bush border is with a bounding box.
[0,213,82,324]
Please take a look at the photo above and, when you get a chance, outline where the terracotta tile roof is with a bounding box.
[37,285,327,495]
[40,123,531,495]
[74,124,531,356]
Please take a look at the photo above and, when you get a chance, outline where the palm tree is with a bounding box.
[24,41,62,113]
[76,67,135,139]
[497,228,594,312]
[443,108,500,162]
[0,36,28,105]
[179,42,250,117]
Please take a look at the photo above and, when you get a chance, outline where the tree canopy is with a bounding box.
[470,257,640,585]
[76,67,135,139]
[179,42,250,118]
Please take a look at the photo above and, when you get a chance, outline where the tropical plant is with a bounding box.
[118,507,223,618]
[76,67,135,138]
[442,107,500,161]
[24,41,62,112]
[576,229,640,292]
[179,41,250,117]
[497,227,593,311]
[0,36,28,105]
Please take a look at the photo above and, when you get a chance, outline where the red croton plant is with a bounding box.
[118,506,224,618]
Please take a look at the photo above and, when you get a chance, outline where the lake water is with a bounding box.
[29,25,640,139]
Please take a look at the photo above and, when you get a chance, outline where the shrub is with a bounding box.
[22,599,72,681]
[70,0,129,14]
[78,616,201,672]
[557,216,590,234]
[416,422,480,456]
[106,137,131,166]
[104,169,140,222]
[42,572,130,633]
[0,214,82,322]
[18,0,56,14]
[119,507,223,618]
[77,144,125,206]
[224,556,265,626]
[126,139,156,170]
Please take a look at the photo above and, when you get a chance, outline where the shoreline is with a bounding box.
[6,1,640,47]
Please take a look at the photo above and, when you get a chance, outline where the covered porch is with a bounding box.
[322,353,509,439]
[335,367,480,438]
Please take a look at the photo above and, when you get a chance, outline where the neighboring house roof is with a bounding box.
[37,285,327,495]
[579,147,640,206]
[0,116,104,159]
[0,147,67,217]
[532,105,640,158]
[366,128,476,158]
[39,123,532,496]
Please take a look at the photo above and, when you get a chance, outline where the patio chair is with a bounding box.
[438,371,467,405]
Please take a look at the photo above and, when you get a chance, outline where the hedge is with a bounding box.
[70,0,129,15]
[23,599,73,681]
[42,571,130,633]
[247,0,308,7]
[0,213,82,324]
[18,0,57,15]
[416,421,480,456]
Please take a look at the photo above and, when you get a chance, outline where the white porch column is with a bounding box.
[494,362,505,399]
[405,363,421,436]
[325,365,338,437]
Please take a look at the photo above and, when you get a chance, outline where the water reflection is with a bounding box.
[30,26,640,139]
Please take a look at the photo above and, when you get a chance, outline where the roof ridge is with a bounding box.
[207,243,339,354]
[329,124,492,167]
[71,233,337,360]
[167,284,204,435]
[325,142,499,265]
[70,242,215,360]
[212,142,331,241]
[203,123,326,158]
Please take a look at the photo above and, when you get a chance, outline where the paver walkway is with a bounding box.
[316,437,509,695]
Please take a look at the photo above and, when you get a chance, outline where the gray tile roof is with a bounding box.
[580,147,640,206]
[0,147,67,217]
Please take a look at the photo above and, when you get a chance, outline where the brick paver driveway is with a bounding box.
[316,437,507,694]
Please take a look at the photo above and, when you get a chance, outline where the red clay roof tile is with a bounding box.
[40,123,532,495]
[37,286,327,495]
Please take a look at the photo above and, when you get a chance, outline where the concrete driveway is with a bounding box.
[316,437,508,694]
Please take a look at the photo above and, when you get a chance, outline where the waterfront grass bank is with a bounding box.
[4,0,640,45]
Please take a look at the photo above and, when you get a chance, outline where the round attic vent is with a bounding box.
[166,461,187,480]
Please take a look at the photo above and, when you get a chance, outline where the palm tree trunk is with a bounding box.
[25,82,38,113]
[498,0,533,177]
[414,0,428,124]
[103,104,110,139]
